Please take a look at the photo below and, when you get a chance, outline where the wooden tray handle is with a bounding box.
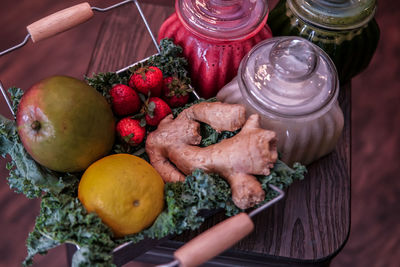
[26,2,93,43]
[174,213,254,267]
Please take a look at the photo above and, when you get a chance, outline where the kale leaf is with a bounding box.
[23,229,60,266]
[146,38,191,83]
[8,87,24,115]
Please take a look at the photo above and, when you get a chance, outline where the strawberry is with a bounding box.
[116,118,146,146]
[162,76,192,108]
[129,66,163,97]
[143,97,172,126]
[110,84,141,116]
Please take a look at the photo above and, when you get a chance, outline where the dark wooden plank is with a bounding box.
[86,2,171,75]
[332,1,400,266]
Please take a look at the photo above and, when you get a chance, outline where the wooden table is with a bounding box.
[68,1,350,266]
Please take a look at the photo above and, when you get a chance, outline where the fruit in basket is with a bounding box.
[16,75,115,172]
[129,66,163,97]
[78,154,165,237]
[143,97,172,126]
[116,117,146,146]
[110,84,141,116]
[162,76,192,108]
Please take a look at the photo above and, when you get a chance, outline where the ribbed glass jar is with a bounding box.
[267,0,380,82]
[158,0,273,99]
[217,37,344,165]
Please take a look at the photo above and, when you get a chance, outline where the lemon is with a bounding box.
[78,154,164,237]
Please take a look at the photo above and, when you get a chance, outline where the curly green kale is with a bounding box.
[24,188,116,267]
[146,38,191,83]
[8,87,24,114]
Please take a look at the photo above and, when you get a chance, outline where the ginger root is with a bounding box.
[145,102,278,209]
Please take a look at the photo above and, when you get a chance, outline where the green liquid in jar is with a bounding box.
[267,0,380,82]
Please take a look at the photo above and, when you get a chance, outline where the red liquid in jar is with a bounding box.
[158,1,272,99]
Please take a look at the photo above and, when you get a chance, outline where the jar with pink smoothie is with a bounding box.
[158,0,273,99]
[217,37,344,165]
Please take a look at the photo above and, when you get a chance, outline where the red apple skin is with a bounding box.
[16,76,115,172]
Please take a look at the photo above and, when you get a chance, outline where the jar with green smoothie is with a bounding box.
[216,37,344,165]
[267,0,380,82]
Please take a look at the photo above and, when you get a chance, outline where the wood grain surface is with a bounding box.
[86,2,170,74]
[0,0,399,267]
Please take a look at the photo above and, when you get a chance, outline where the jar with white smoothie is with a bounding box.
[217,37,344,165]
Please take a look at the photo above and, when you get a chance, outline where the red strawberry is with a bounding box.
[129,66,163,97]
[143,97,172,126]
[162,76,192,108]
[110,84,141,116]
[116,118,146,146]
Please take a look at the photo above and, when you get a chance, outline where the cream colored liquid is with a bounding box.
[217,77,344,165]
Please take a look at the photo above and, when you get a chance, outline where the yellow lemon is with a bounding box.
[78,154,164,237]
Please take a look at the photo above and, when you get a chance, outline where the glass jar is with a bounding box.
[158,0,273,99]
[217,37,344,165]
[267,0,380,82]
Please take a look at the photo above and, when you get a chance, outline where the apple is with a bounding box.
[16,75,115,172]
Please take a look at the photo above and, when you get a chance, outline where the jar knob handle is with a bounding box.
[269,37,319,82]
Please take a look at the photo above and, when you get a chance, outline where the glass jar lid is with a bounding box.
[176,0,269,41]
[239,37,338,117]
[288,0,377,30]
